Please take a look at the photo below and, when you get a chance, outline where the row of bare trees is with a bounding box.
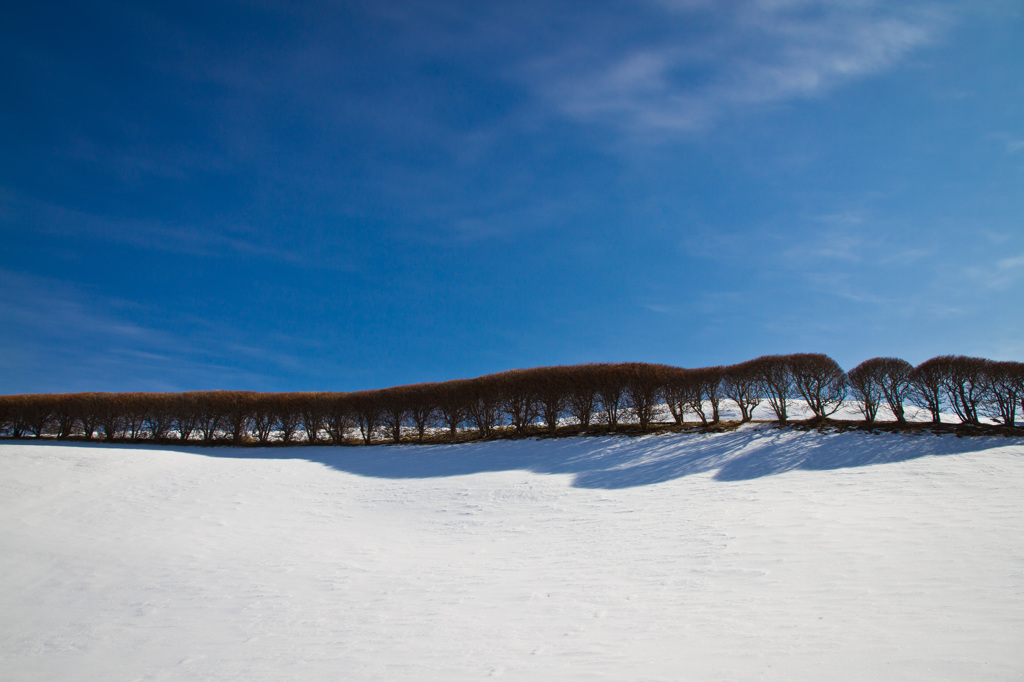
[1,355,1020,444]
[847,355,1023,427]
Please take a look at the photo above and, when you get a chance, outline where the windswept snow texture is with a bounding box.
[3,427,1024,681]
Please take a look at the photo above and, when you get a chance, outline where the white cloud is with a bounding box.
[988,132,1024,154]
[0,193,308,264]
[524,0,951,135]
[963,253,1024,291]
[997,253,1024,270]
[0,269,297,393]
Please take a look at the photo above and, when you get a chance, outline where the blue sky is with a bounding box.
[1,0,1022,394]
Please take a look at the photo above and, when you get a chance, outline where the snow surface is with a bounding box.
[2,425,1023,681]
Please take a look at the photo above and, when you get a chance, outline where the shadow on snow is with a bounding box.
[15,425,1019,489]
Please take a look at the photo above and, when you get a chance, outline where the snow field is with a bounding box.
[2,426,1023,680]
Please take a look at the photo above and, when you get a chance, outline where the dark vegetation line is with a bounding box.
[1,355,1021,445]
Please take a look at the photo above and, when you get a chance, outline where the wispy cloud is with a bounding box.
[988,132,1024,154]
[522,0,950,136]
[0,269,302,393]
[997,254,1024,270]
[0,193,307,264]
[960,252,1024,291]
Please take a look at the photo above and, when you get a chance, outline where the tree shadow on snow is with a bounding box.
[13,425,1018,489]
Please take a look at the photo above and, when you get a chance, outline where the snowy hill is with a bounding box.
[2,425,1023,680]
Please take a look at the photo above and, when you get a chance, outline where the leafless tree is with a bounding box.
[942,356,990,424]
[624,363,665,430]
[500,371,537,435]
[597,364,626,431]
[566,365,600,430]
[252,394,276,444]
[916,355,988,425]
[0,396,13,437]
[0,396,25,437]
[752,355,793,423]
[789,353,846,419]
[95,394,126,441]
[171,393,201,441]
[910,358,946,424]
[847,358,885,423]
[661,368,692,425]
[144,394,175,440]
[324,394,355,444]
[351,392,382,445]
[466,376,502,439]
[271,394,300,444]
[687,366,724,425]
[50,395,77,440]
[26,395,52,438]
[222,392,256,443]
[203,393,232,442]
[19,395,56,438]
[296,393,325,444]
[722,361,761,422]
[121,393,148,440]
[406,384,438,442]
[434,380,469,442]
[872,357,913,424]
[70,393,101,440]
[982,360,1022,426]
[535,367,569,433]
[379,387,411,444]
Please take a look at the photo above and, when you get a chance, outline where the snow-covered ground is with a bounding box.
[2,425,1023,681]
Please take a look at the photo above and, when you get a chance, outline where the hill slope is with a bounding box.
[2,426,1023,680]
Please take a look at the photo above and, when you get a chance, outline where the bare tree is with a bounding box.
[466,376,502,439]
[271,394,301,444]
[48,395,74,440]
[351,392,382,445]
[434,380,469,442]
[910,358,946,424]
[752,355,793,423]
[624,363,665,431]
[379,387,410,444]
[67,393,100,440]
[535,367,569,433]
[982,360,1022,426]
[31,395,55,437]
[95,394,126,441]
[847,358,885,423]
[324,394,355,444]
[722,361,761,422]
[171,393,201,441]
[0,396,13,437]
[0,396,26,438]
[874,357,913,424]
[144,394,175,440]
[661,368,692,425]
[566,365,600,430]
[121,393,148,440]
[296,393,325,444]
[20,395,56,438]
[195,393,227,442]
[914,355,989,425]
[500,371,537,435]
[597,364,627,431]
[406,384,437,443]
[789,354,847,419]
[940,356,988,425]
[252,394,276,444]
[223,392,256,443]
[687,366,724,425]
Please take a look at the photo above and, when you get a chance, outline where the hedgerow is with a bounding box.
[1,355,1021,444]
